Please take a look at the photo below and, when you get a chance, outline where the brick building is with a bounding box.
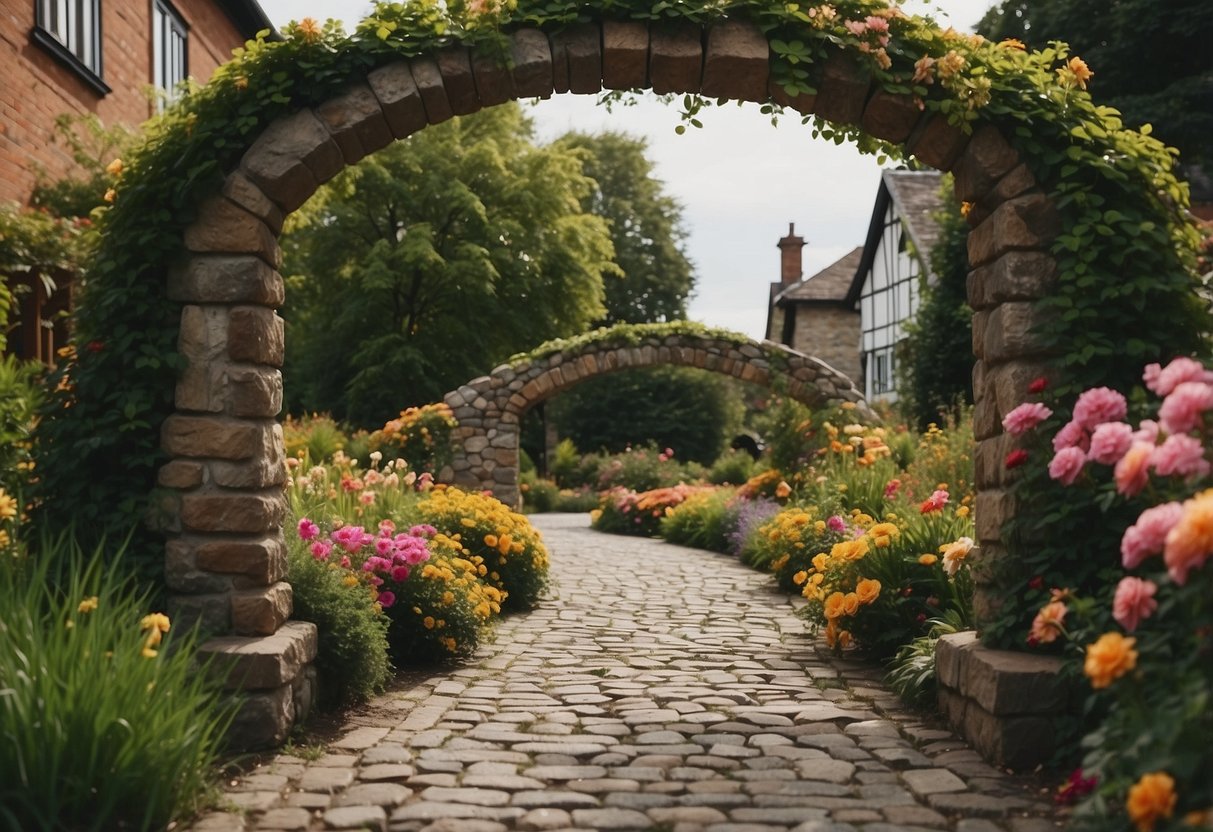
[1,0,276,206]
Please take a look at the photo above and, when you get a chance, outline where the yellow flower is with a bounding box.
[823,592,846,620]
[142,646,158,658]
[0,489,17,520]
[1126,772,1176,832]
[792,570,808,586]
[441,591,455,605]
[812,552,829,572]
[842,592,860,616]
[105,158,123,176]
[837,630,853,649]
[855,578,881,605]
[1083,632,1138,689]
[936,50,965,80]
[103,188,116,203]
[775,481,792,499]
[423,616,435,629]
[140,613,171,634]
[78,596,99,614]
[1000,37,1026,50]
[918,553,938,566]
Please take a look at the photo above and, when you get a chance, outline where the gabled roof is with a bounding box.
[775,247,863,305]
[844,170,946,305]
[217,0,280,40]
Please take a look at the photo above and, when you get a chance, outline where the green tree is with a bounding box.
[281,103,615,426]
[976,0,1212,166]
[547,366,747,465]
[555,132,695,324]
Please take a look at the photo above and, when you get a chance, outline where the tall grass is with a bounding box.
[0,536,234,832]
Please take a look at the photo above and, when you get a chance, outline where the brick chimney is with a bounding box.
[777,222,805,286]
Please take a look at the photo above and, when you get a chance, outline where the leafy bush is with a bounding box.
[0,538,233,831]
[0,356,40,543]
[885,610,968,706]
[708,448,756,485]
[520,473,560,513]
[592,484,708,538]
[553,488,601,512]
[369,403,458,474]
[549,438,599,488]
[286,534,391,709]
[895,410,975,506]
[419,486,549,610]
[595,444,698,492]
[283,413,351,463]
[660,488,736,552]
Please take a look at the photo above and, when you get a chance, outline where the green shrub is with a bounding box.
[286,537,392,709]
[0,537,233,832]
[660,489,736,553]
[554,487,600,513]
[520,473,560,513]
[708,449,755,485]
[594,444,698,492]
[283,413,350,463]
[369,403,458,474]
[885,611,968,707]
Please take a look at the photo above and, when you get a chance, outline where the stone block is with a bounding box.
[211,450,286,489]
[368,61,428,139]
[199,620,318,689]
[180,491,286,534]
[168,591,231,636]
[228,366,284,419]
[967,193,1060,268]
[411,57,454,124]
[222,171,284,235]
[974,488,1015,545]
[436,46,480,115]
[163,415,263,460]
[315,82,394,164]
[935,630,979,690]
[228,306,284,366]
[196,534,288,583]
[650,21,703,94]
[471,48,514,106]
[981,162,1038,212]
[511,28,554,98]
[159,460,205,490]
[168,256,284,306]
[974,434,1012,489]
[166,539,234,593]
[549,23,601,95]
[968,251,1057,309]
[227,682,294,750]
[962,703,1056,771]
[953,125,1021,203]
[241,108,343,213]
[293,663,318,725]
[906,113,969,172]
[962,643,1069,716]
[983,302,1053,363]
[231,581,294,636]
[990,359,1051,418]
[860,89,921,143]
[700,20,768,102]
[813,51,870,125]
[602,20,648,90]
[185,196,281,269]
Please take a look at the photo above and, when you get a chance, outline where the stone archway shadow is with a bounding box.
[440,325,872,506]
[161,20,1061,745]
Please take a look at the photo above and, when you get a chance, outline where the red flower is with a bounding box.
[1005,449,1029,469]
[86,340,105,353]
[1028,575,1045,590]
[1028,377,1048,394]
[915,613,927,624]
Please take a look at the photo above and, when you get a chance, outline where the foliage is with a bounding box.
[285,533,392,709]
[976,0,1213,166]
[551,366,746,465]
[548,439,602,489]
[708,448,757,486]
[282,103,614,425]
[895,410,975,505]
[369,403,458,474]
[594,444,701,492]
[555,131,695,325]
[659,488,737,553]
[0,356,41,532]
[0,538,233,832]
[287,450,423,531]
[418,486,549,611]
[896,178,973,431]
[884,610,968,706]
[29,113,135,219]
[283,413,353,464]
[520,474,598,513]
[754,396,816,474]
[795,417,900,518]
[513,320,761,364]
[591,484,709,537]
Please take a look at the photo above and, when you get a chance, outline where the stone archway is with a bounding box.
[441,326,872,506]
[150,21,1065,744]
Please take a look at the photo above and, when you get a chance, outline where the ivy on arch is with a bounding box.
[33,0,1208,615]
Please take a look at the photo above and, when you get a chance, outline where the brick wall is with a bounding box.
[790,305,862,387]
[0,0,245,205]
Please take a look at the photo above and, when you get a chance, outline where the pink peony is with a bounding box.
[1072,387,1128,430]
[1144,357,1213,396]
[391,565,410,582]
[1052,419,1090,453]
[1002,402,1053,436]
[297,518,319,541]
[1114,441,1153,497]
[375,537,394,556]
[377,590,396,609]
[1112,577,1157,632]
[1150,433,1210,479]
[827,515,847,533]
[1158,381,1213,435]
[1120,502,1183,569]
[310,540,333,561]
[1133,419,1161,444]
[1087,422,1134,465]
[1048,446,1087,485]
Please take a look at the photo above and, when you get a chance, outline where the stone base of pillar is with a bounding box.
[934,631,1074,770]
[197,620,318,750]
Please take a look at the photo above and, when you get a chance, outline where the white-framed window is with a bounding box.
[153,0,188,109]
[33,0,107,92]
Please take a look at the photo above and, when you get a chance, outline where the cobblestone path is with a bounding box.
[198,514,1060,832]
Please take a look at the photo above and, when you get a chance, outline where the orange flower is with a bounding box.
[1067,56,1093,88]
[1126,772,1176,832]
[936,50,965,80]
[918,553,938,566]
[823,591,846,620]
[855,578,881,605]
[1083,632,1138,689]
[842,592,860,616]
[775,481,792,499]
[1000,37,1026,50]
[912,55,935,84]
[1164,488,1213,585]
[296,17,323,42]
[1029,600,1067,644]
[837,630,853,649]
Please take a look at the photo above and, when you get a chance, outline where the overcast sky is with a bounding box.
[256,0,997,339]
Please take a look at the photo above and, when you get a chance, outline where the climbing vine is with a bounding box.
[35,0,1208,590]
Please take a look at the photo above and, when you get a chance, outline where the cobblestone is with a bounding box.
[201,515,1058,830]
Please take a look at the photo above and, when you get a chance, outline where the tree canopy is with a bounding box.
[281,103,615,426]
[976,0,1212,167]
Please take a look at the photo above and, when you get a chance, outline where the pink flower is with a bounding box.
[920,489,950,514]
[339,556,351,569]
[1112,577,1157,632]
[864,15,889,32]
[1002,402,1053,436]
[1052,420,1090,453]
[1150,433,1210,479]
[310,540,333,561]
[883,479,901,498]
[1133,419,1161,444]
[826,515,847,533]
[1048,446,1087,485]
[1072,387,1128,430]
[1113,442,1153,497]
[1144,357,1213,396]
[377,590,396,609]
[375,537,394,556]
[845,19,867,35]
[1120,502,1183,569]
[297,518,319,541]
[378,519,396,535]
[1087,422,1134,465]
[391,565,410,582]
[1159,381,1213,435]
[409,524,437,538]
